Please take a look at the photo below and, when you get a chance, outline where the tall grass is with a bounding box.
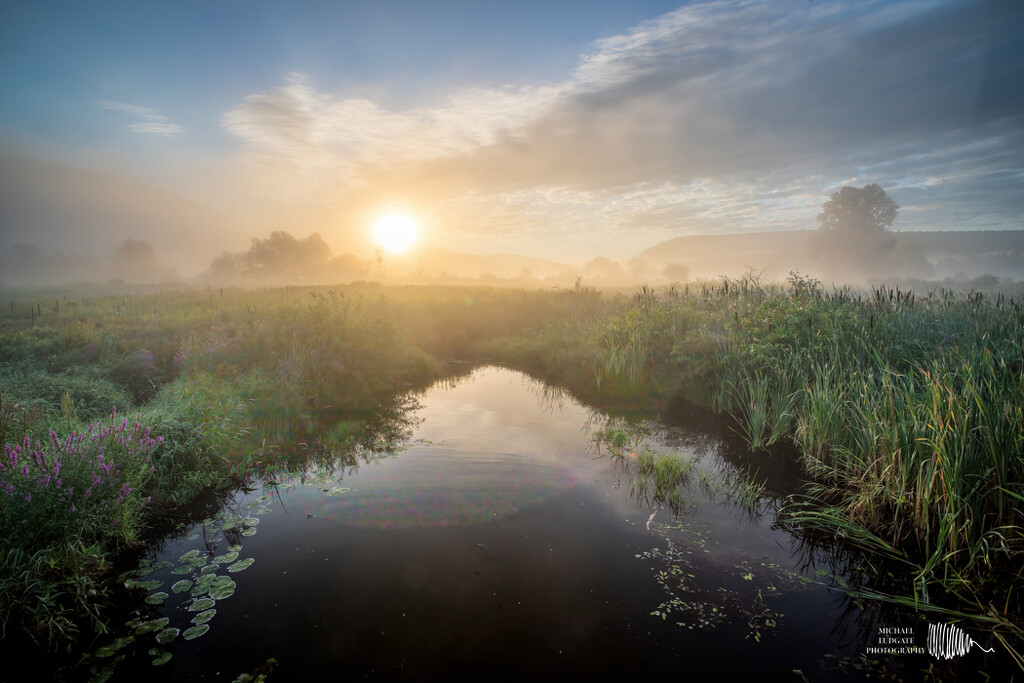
[2,278,1021,652]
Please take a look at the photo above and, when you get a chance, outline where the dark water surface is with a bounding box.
[80,366,1005,681]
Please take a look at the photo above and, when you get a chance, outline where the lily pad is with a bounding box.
[182,624,210,640]
[136,561,171,576]
[325,486,352,496]
[179,549,200,563]
[172,579,193,593]
[155,627,179,645]
[228,544,242,552]
[125,578,163,591]
[145,592,169,605]
[188,556,207,569]
[192,608,217,625]
[241,517,260,526]
[212,551,239,564]
[221,515,241,530]
[241,527,257,537]
[189,597,216,612]
[227,558,255,573]
[210,582,236,600]
[192,574,217,595]
[171,565,192,576]
[152,651,173,666]
[201,563,221,574]
[134,617,170,635]
[94,636,132,658]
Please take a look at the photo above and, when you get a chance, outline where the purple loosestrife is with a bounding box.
[1,408,163,546]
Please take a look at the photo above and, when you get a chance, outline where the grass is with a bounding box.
[1,276,1022,658]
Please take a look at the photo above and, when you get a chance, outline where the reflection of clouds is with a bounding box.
[225,1,1023,247]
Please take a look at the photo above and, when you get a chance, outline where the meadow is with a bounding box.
[0,276,1021,664]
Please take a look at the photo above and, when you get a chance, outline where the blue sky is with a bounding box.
[1,0,1021,266]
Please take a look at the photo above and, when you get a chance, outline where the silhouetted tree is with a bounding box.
[111,238,161,282]
[244,231,331,279]
[816,184,909,280]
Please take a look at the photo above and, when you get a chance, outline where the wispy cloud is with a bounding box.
[98,100,184,136]
[222,0,1023,255]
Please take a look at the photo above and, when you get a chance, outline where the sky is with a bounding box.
[1,0,1022,269]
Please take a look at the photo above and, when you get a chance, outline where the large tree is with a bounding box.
[817,183,899,236]
[815,184,904,280]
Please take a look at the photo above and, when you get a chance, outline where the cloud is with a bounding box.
[222,0,1023,255]
[98,100,184,136]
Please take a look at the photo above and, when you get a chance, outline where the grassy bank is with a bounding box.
[490,273,1023,655]
[1,278,1022,658]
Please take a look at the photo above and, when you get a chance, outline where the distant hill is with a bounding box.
[635,230,1024,282]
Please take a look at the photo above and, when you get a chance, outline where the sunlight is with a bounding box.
[372,212,418,253]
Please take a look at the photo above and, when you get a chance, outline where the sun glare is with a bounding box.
[372,212,418,253]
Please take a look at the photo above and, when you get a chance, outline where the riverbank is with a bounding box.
[1,279,1021,664]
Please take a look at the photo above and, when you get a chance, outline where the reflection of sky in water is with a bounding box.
[281,367,593,528]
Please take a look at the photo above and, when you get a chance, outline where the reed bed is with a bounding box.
[1,277,1021,651]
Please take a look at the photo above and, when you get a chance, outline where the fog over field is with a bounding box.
[1,0,1022,287]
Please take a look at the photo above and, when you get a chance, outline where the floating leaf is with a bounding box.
[188,556,207,569]
[125,617,142,629]
[179,549,200,563]
[241,527,257,537]
[152,651,173,666]
[182,624,210,640]
[136,561,171,576]
[221,516,241,530]
[212,551,239,564]
[325,486,352,496]
[185,532,200,540]
[201,563,221,574]
[192,608,217,625]
[145,592,169,605]
[253,507,272,516]
[192,575,217,595]
[241,517,260,526]
[172,579,193,594]
[228,544,242,552]
[134,617,170,635]
[171,565,192,576]
[227,558,255,573]
[189,598,216,612]
[126,578,163,591]
[155,627,179,645]
[94,637,131,658]
[210,582,236,600]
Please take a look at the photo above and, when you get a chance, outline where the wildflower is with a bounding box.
[70,505,77,512]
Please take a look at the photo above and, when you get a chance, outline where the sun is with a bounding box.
[372,212,418,253]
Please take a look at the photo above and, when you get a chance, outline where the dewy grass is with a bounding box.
[2,279,1022,655]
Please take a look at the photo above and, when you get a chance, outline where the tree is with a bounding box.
[817,184,899,236]
[244,231,331,279]
[815,184,901,280]
[110,238,161,283]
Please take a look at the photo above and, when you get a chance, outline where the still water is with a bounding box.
[79,366,998,681]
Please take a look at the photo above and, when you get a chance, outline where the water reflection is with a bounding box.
[80,365,1008,681]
